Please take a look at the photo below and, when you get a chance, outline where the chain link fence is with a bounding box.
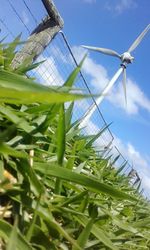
[0,0,142,188]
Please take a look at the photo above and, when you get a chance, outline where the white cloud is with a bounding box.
[34,55,64,86]
[83,57,108,91]
[49,45,69,65]
[22,11,29,25]
[105,0,137,14]
[72,46,150,115]
[108,78,150,115]
[72,46,109,91]
[83,119,114,151]
[113,135,150,197]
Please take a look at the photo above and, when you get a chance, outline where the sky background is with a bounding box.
[53,0,150,196]
[0,0,150,196]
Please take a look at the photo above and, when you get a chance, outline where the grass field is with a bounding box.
[0,37,150,250]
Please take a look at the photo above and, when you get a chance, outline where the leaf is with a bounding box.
[0,124,16,143]
[113,218,138,234]
[29,224,51,249]
[61,190,88,206]
[15,58,46,74]
[0,69,50,92]
[32,105,59,134]
[0,143,27,158]
[0,219,33,250]
[73,218,94,250]
[85,123,112,148]
[55,104,66,194]
[4,34,22,69]
[0,104,33,133]
[65,102,74,131]
[73,204,98,250]
[57,104,66,166]
[115,161,128,176]
[66,142,77,170]
[0,87,90,105]
[17,160,45,197]
[17,195,82,250]
[26,104,52,114]
[74,215,118,250]
[0,49,4,67]
[14,54,34,73]
[34,163,137,201]
[63,55,87,88]
[26,194,42,241]
[0,160,4,181]
[74,162,86,173]
[6,217,18,250]
[111,155,120,166]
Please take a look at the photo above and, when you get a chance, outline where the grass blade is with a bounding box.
[0,87,90,105]
[57,104,66,165]
[85,123,112,148]
[34,163,137,201]
[55,104,66,194]
[6,217,18,250]
[75,215,118,250]
[0,219,33,250]
[73,218,94,250]
[65,102,74,131]
[63,55,86,88]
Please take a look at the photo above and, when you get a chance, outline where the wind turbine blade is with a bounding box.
[128,24,150,53]
[122,67,127,105]
[81,45,121,58]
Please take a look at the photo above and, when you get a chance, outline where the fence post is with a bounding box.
[11,0,64,69]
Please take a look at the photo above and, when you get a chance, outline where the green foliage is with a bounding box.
[0,38,150,250]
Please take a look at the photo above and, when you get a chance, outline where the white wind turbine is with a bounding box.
[79,24,150,128]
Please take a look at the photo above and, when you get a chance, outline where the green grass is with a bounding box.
[0,36,150,250]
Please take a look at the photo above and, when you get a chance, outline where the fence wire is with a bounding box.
[0,0,141,187]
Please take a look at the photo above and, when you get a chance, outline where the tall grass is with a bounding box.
[0,37,150,250]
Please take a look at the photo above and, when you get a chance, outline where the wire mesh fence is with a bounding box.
[0,0,141,184]
[30,31,115,150]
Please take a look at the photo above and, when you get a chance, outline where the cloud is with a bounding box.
[48,45,69,65]
[72,46,150,115]
[33,55,64,86]
[113,135,150,197]
[83,119,114,150]
[72,46,109,91]
[105,0,137,14]
[108,78,150,114]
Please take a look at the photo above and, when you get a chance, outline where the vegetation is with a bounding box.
[0,37,150,250]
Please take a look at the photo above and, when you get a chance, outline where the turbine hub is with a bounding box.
[121,52,134,64]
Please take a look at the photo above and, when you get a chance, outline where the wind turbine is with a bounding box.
[79,24,150,128]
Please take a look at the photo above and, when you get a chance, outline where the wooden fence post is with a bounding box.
[11,0,64,69]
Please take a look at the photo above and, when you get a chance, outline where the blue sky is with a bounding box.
[53,0,150,195]
[1,0,150,196]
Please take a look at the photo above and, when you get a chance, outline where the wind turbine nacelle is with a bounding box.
[121,52,134,64]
